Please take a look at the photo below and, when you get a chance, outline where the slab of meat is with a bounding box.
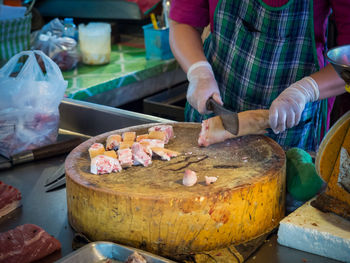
[198,109,269,147]
[148,125,174,144]
[132,143,152,167]
[0,181,21,218]
[0,224,61,263]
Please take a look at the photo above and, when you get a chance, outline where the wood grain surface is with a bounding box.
[65,122,286,259]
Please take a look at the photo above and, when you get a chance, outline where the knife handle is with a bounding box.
[11,137,84,165]
[206,97,215,111]
[32,137,83,160]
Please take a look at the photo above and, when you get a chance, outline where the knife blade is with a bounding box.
[206,97,239,135]
[0,137,83,170]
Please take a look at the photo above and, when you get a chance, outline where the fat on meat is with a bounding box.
[0,224,61,263]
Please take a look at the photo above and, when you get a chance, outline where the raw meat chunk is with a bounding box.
[0,224,61,263]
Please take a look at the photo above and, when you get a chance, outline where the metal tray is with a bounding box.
[56,241,177,263]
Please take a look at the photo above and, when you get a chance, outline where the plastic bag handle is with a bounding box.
[0,51,34,78]
[0,50,64,82]
[33,50,65,82]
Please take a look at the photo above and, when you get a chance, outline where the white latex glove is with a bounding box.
[269,76,320,134]
[186,61,223,114]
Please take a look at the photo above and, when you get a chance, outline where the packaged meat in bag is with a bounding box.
[0,50,67,158]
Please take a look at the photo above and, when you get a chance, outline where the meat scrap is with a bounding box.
[183,169,197,187]
[0,181,21,218]
[125,251,147,263]
[205,176,218,185]
[0,224,61,263]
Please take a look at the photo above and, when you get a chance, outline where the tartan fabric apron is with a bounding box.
[185,0,328,151]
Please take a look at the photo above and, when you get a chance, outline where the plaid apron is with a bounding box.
[185,0,327,151]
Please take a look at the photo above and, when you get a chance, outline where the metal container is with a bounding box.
[56,241,176,263]
[326,44,350,92]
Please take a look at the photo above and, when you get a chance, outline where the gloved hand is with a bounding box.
[186,61,223,114]
[269,76,320,134]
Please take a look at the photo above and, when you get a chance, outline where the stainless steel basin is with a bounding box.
[59,98,172,138]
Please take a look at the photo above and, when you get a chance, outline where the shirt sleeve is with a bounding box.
[169,0,210,28]
[330,0,350,45]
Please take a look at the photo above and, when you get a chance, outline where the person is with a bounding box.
[169,0,349,151]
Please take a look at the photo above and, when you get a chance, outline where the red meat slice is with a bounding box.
[0,181,21,217]
[0,224,61,263]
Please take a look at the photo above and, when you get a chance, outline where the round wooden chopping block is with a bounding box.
[65,122,286,259]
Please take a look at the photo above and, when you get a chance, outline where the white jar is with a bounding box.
[79,23,111,65]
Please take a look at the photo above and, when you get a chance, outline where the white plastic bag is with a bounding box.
[0,50,68,158]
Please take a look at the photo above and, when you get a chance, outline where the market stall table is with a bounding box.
[0,99,342,262]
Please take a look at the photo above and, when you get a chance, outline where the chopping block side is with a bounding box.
[66,169,285,258]
[65,123,286,259]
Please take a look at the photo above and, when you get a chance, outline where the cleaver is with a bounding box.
[206,97,239,135]
[0,137,83,170]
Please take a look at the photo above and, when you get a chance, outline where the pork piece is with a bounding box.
[106,134,122,150]
[139,139,164,149]
[122,132,136,142]
[183,169,197,186]
[132,143,152,167]
[0,224,61,263]
[118,148,133,168]
[125,251,147,263]
[198,109,269,147]
[205,176,218,185]
[103,150,118,159]
[151,147,180,161]
[147,131,166,142]
[119,141,134,150]
[0,181,21,217]
[136,134,149,142]
[88,143,105,159]
[91,155,122,174]
[148,125,174,144]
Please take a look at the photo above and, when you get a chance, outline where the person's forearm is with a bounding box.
[311,64,346,100]
[169,19,208,73]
